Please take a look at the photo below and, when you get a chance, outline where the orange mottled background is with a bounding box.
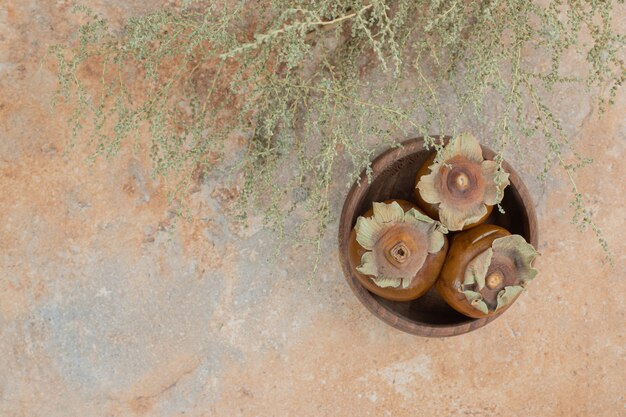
[0,1,624,416]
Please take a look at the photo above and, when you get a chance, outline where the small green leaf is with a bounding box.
[462,290,489,314]
[462,290,481,302]
[356,251,377,277]
[481,160,510,205]
[439,200,487,231]
[416,169,442,204]
[442,133,483,163]
[355,215,384,250]
[404,208,435,224]
[371,276,403,288]
[373,201,404,224]
[471,299,489,314]
[464,248,493,289]
[427,229,445,253]
[495,285,524,312]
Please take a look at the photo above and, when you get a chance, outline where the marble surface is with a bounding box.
[1,1,624,416]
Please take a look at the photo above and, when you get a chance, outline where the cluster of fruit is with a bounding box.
[348,133,538,318]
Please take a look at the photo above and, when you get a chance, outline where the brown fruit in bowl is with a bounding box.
[348,199,448,302]
[414,153,493,228]
[414,133,509,231]
[436,224,538,318]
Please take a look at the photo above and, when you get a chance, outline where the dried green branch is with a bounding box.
[53,0,625,263]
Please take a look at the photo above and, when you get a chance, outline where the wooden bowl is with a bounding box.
[338,137,538,337]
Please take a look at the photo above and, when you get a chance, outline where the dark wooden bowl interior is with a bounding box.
[338,138,538,337]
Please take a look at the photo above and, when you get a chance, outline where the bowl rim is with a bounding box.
[337,137,539,337]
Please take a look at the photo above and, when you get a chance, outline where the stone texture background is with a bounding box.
[1,1,624,416]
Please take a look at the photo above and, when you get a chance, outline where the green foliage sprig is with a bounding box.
[53,0,624,264]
